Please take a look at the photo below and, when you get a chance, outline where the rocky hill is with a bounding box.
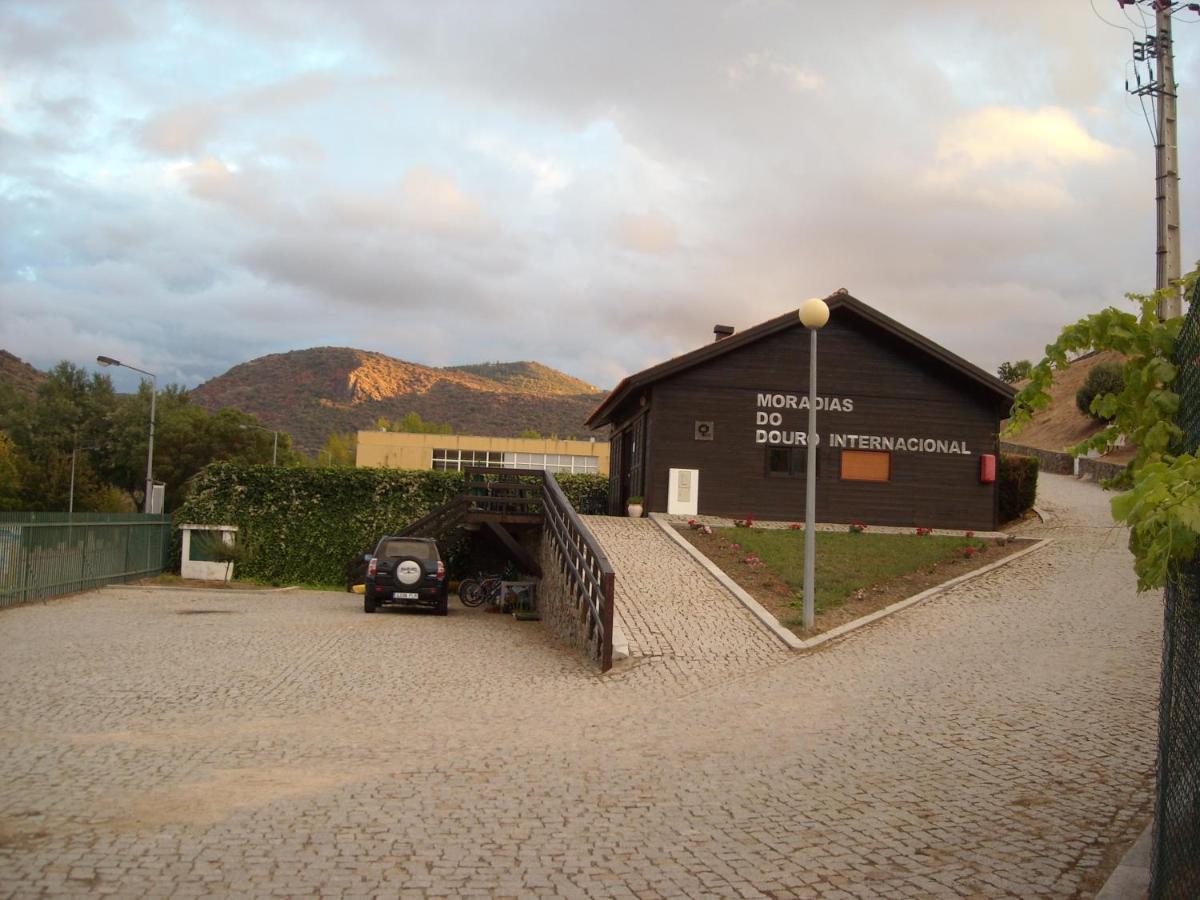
[189,347,608,453]
[445,361,598,395]
[0,351,47,401]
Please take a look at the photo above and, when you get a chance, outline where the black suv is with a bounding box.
[363,536,448,615]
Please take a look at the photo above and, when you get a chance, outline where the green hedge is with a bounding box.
[555,473,609,514]
[998,454,1039,523]
[174,464,610,586]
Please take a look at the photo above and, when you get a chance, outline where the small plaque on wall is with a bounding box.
[695,421,714,441]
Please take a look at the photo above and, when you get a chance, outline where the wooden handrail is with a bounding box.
[542,471,615,671]
[400,494,472,539]
[399,468,616,672]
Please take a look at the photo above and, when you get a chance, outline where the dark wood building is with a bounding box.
[586,291,1016,531]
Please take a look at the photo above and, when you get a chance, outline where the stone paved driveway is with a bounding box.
[0,475,1161,897]
[582,515,787,683]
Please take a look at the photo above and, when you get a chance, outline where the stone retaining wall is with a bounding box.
[1077,456,1126,483]
[537,535,597,663]
[1001,442,1127,484]
[1001,442,1073,475]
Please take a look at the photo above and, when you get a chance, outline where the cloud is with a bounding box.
[936,106,1119,170]
[725,51,823,92]
[0,0,151,65]
[137,71,343,156]
[1,0,1197,397]
[613,210,678,254]
[922,106,1124,209]
[398,167,491,237]
[469,134,572,197]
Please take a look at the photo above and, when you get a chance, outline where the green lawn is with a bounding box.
[717,528,985,613]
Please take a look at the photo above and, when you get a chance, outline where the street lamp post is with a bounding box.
[240,423,279,465]
[96,355,157,513]
[798,298,830,630]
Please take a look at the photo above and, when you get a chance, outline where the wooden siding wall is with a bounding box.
[641,317,1006,530]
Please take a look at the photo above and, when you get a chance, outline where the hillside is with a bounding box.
[0,351,46,401]
[1006,350,1135,463]
[446,361,599,395]
[189,347,608,453]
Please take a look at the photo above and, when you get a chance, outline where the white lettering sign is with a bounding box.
[752,393,969,455]
[756,392,854,413]
[760,430,970,455]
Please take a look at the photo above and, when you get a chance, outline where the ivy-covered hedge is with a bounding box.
[174,464,610,586]
[998,453,1039,523]
[555,473,609,514]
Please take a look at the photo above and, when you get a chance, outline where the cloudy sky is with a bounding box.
[2,1,1198,392]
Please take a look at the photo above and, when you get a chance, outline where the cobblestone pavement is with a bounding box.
[582,515,787,682]
[0,475,1160,897]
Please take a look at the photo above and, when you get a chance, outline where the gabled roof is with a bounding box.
[586,290,1016,428]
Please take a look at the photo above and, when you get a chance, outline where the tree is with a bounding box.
[0,361,308,512]
[391,411,454,435]
[1007,263,1199,590]
[0,432,23,511]
[996,360,1033,383]
[0,362,118,510]
[318,431,357,466]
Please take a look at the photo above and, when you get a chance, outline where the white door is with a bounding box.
[667,468,699,516]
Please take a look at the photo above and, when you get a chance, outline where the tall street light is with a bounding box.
[240,423,279,465]
[97,355,157,513]
[798,297,830,630]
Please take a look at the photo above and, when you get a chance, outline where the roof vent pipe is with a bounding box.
[713,324,734,342]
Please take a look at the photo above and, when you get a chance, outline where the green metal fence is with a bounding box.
[0,512,172,608]
[1151,277,1200,899]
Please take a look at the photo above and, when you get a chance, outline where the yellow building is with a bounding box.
[356,431,610,476]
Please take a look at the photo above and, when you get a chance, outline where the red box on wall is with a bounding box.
[980,454,996,484]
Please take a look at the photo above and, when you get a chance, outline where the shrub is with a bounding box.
[554,474,609,514]
[1075,362,1125,421]
[998,453,1039,523]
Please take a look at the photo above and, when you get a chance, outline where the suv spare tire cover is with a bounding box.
[395,558,423,586]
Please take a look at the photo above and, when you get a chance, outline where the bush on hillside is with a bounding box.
[1075,362,1125,421]
[998,454,1039,523]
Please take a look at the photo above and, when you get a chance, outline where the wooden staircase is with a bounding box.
[400,467,616,671]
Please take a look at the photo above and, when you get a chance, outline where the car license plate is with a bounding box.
[393,591,419,600]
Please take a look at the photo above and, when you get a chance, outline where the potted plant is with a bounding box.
[626,495,644,518]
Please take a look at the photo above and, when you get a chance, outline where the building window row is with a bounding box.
[432,449,600,474]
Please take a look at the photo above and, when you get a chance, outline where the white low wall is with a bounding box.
[179,524,238,581]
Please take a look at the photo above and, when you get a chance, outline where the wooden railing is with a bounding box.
[399,494,472,540]
[541,472,616,671]
[462,467,544,518]
[397,467,616,672]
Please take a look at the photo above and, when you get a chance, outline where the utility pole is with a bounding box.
[1154,4,1181,318]
[1122,1,1189,318]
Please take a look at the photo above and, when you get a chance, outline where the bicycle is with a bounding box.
[457,564,518,608]
[457,573,498,607]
